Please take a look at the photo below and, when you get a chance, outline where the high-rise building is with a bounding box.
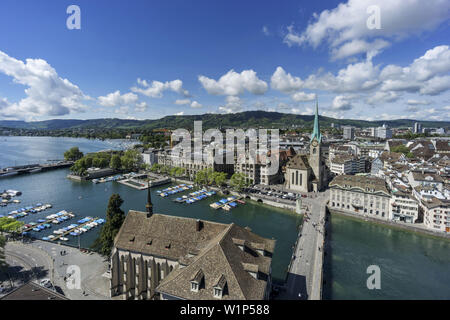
[343,126,355,140]
[413,122,422,134]
[376,124,392,139]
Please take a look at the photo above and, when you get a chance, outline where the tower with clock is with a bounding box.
[309,99,323,191]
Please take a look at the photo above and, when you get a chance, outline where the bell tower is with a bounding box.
[145,181,153,218]
[309,98,322,189]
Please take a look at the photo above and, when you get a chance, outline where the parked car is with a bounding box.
[39,278,52,289]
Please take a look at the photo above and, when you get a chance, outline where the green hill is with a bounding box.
[1,111,449,131]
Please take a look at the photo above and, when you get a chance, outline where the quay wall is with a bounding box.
[329,208,450,240]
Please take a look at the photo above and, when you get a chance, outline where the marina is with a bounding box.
[157,184,194,197]
[173,189,216,204]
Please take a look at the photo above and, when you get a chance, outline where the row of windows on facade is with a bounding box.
[331,202,386,217]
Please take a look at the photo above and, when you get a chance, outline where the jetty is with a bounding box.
[0,161,73,178]
[22,211,74,232]
[209,196,244,210]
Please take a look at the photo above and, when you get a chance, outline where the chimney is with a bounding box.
[196,219,202,231]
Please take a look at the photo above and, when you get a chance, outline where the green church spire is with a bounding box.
[310,97,322,143]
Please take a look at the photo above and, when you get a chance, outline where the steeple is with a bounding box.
[310,97,322,143]
[145,181,153,217]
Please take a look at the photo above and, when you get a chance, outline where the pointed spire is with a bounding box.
[146,181,153,217]
[310,96,322,143]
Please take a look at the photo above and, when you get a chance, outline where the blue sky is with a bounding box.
[0,0,449,121]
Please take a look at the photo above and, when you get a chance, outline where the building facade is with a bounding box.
[329,175,391,220]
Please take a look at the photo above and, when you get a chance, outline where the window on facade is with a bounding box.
[296,171,298,185]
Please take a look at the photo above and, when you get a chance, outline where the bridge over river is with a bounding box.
[279,190,329,300]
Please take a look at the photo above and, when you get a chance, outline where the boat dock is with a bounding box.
[174,189,216,204]
[209,196,244,210]
[22,211,74,232]
[158,184,194,197]
[50,217,101,241]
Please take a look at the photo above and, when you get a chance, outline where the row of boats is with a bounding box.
[1,203,53,219]
[210,196,246,211]
[44,217,105,241]
[157,184,194,197]
[0,189,22,207]
[175,189,217,204]
[23,211,75,232]
[92,175,124,184]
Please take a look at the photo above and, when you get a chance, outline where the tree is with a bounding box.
[121,149,143,172]
[0,217,24,234]
[229,172,249,191]
[91,194,125,257]
[0,235,6,271]
[213,172,227,186]
[64,147,84,161]
[110,154,122,171]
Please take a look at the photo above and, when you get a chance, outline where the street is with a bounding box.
[1,240,110,300]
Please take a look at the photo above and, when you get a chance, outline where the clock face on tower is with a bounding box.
[311,140,318,147]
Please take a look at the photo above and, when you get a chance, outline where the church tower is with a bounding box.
[309,98,322,191]
[145,181,153,218]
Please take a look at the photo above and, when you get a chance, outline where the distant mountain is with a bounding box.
[1,111,449,130]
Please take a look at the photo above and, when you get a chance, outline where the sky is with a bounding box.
[0,0,449,122]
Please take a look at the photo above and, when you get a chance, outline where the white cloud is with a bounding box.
[291,91,316,102]
[175,111,184,116]
[366,91,399,105]
[0,50,87,119]
[175,99,191,105]
[330,39,389,61]
[270,67,303,93]
[262,26,270,36]
[131,78,189,98]
[190,101,202,108]
[406,99,431,106]
[98,90,138,107]
[199,69,268,96]
[331,95,354,110]
[275,45,450,106]
[285,0,450,60]
[218,96,243,114]
[135,101,148,112]
[115,106,130,115]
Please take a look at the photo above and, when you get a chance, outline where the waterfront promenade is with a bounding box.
[281,190,328,300]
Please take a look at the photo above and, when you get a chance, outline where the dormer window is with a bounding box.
[213,275,227,299]
[190,269,204,293]
[214,288,222,298]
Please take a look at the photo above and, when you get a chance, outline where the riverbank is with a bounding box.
[329,208,450,240]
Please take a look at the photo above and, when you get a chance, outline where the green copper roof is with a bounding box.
[310,98,322,143]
